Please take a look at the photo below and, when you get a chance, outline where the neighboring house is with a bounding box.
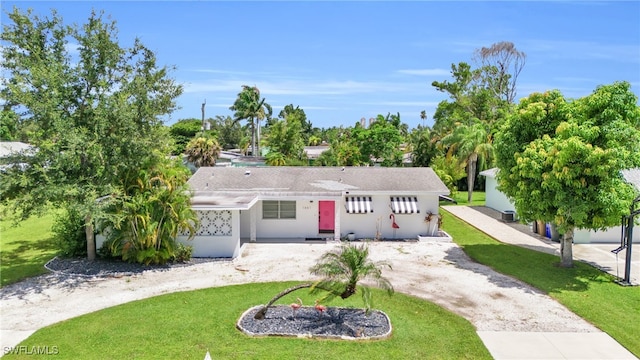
[303,145,330,161]
[0,141,35,171]
[481,167,640,244]
[180,166,450,257]
[479,168,514,215]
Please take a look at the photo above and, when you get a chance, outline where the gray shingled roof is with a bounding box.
[622,168,640,192]
[188,166,449,195]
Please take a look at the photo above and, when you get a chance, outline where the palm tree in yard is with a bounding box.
[442,122,493,203]
[184,136,221,167]
[230,85,272,157]
[253,242,394,319]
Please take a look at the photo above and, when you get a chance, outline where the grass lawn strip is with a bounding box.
[441,209,640,357]
[3,282,490,360]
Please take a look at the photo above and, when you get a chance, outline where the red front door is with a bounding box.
[318,201,335,233]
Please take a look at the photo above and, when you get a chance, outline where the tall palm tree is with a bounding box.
[184,136,221,168]
[442,122,493,203]
[253,242,393,319]
[229,85,272,157]
[420,110,427,127]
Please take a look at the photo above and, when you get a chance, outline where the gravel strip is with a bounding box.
[237,305,391,340]
[44,256,230,278]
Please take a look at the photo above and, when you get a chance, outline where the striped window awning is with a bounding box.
[345,196,373,214]
[390,196,419,214]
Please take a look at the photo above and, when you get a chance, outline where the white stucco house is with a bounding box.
[480,167,640,244]
[179,166,450,257]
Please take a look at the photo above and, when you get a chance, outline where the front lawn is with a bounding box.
[1,212,57,287]
[441,209,640,357]
[3,282,491,359]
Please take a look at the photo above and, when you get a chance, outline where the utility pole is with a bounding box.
[201,99,206,131]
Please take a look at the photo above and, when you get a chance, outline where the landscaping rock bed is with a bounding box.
[237,305,392,340]
[45,256,228,278]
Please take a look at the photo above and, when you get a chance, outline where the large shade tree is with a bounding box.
[495,82,640,267]
[229,85,272,157]
[0,8,182,260]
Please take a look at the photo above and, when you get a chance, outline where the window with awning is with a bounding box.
[345,196,373,214]
[390,196,419,214]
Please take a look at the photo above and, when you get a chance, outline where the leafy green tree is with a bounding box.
[352,113,405,166]
[495,82,640,267]
[430,155,466,196]
[278,104,312,140]
[0,8,182,260]
[184,136,221,168]
[408,125,438,167]
[230,85,272,157]
[102,159,197,265]
[210,115,243,150]
[263,111,305,160]
[169,119,202,155]
[0,110,18,141]
[442,123,493,203]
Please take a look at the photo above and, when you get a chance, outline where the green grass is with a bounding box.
[441,209,640,357]
[1,212,58,287]
[442,191,485,206]
[3,282,491,360]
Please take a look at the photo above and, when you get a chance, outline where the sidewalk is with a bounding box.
[443,205,638,360]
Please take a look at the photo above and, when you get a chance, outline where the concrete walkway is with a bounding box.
[443,205,638,360]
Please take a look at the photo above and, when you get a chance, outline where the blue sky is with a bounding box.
[2,1,639,129]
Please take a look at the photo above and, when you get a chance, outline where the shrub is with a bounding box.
[52,207,86,257]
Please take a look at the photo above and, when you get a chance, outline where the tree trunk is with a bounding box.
[254,283,312,319]
[467,154,478,203]
[256,119,261,156]
[559,227,574,268]
[251,117,256,157]
[85,214,96,261]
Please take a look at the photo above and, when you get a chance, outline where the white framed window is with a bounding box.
[263,200,296,219]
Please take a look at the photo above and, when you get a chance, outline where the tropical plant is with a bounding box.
[229,85,272,157]
[409,125,437,167]
[102,159,198,265]
[310,243,394,312]
[253,242,394,319]
[184,136,221,168]
[441,123,494,203]
[265,151,286,166]
[431,155,466,196]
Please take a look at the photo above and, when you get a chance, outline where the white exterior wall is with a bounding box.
[574,225,640,244]
[340,194,440,239]
[178,210,241,258]
[484,175,516,213]
[485,171,640,244]
[241,198,340,239]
